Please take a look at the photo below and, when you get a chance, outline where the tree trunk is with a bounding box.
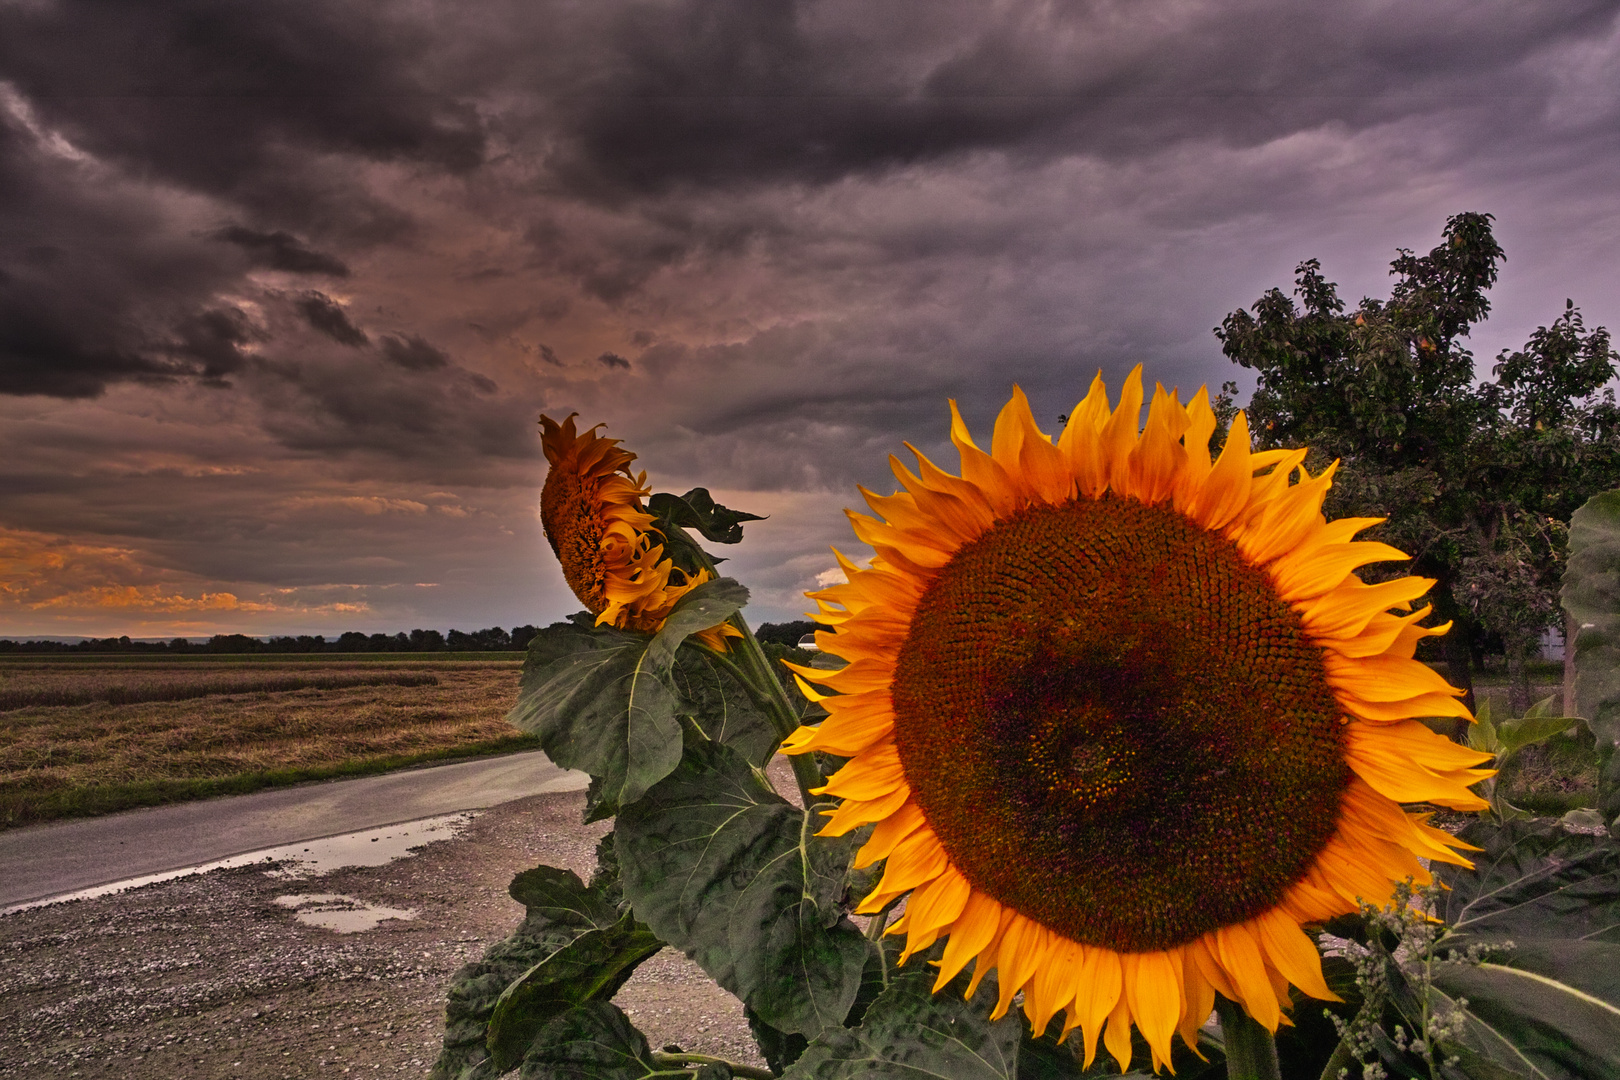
[1565,609,1579,718]
[1442,621,1477,738]
[1507,648,1530,717]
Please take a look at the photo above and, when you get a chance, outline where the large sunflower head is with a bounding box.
[782,368,1494,1073]
[539,413,740,650]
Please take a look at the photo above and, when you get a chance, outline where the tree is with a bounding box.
[1219,213,1620,717]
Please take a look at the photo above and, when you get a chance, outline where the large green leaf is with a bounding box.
[1436,817,1620,944]
[507,864,618,927]
[1428,945,1620,1080]
[1498,699,1581,758]
[670,648,779,767]
[517,1002,667,1080]
[1563,489,1620,754]
[433,851,642,1080]
[487,911,665,1072]
[508,580,749,811]
[616,739,868,1037]
[781,961,1022,1079]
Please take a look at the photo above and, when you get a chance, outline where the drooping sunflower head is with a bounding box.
[783,369,1494,1073]
[539,413,739,649]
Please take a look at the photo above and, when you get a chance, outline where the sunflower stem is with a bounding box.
[865,898,898,943]
[1215,996,1282,1080]
[650,1051,774,1079]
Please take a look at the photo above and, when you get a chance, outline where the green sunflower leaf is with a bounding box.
[522,618,603,668]
[649,488,765,544]
[1435,817,1620,944]
[487,911,664,1072]
[515,1001,663,1080]
[616,739,868,1037]
[508,580,749,812]
[433,848,656,1080]
[1564,491,1620,751]
[1425,945,1620,1080]
[1495,700,1580,759]
[670,646,779,767]
[780,961,1022,1079]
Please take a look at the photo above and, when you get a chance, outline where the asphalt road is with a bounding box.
[0,750,587,908]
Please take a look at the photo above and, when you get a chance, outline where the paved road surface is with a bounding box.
[0,750,587,908]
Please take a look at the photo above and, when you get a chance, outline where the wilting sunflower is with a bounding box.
[539,414,739,651]
[782,368,1493,1073]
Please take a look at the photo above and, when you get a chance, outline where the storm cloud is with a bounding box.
[1,0,1617,635]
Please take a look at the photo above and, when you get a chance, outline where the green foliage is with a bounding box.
[1564,491,1620,733]
[508,580,750,812]
[433,842,650,1080]
[781,962,1022,1079]
[1221,213,1620,708]
[1436,817,1620,946]
[1467,696,1583,820]
[1561,487,1620,834]
[617,739,869,1037]
[1306,817,1620,1080]
[647,488,764,575]
[487,909,664,1072]
[650,488,766,545]
[514,1002,666,1080]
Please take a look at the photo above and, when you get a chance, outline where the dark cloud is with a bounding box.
[0,299,175,398]
[0,110,236,397]
[538,344,562,366]
[0,0,486,209]
[213,227,350,277]
[597,352,631,370]
[295,292,369,347]
[381,334,452,371]
[528,0,1619,196]
[249,355,522,463]
[170,306,261,379]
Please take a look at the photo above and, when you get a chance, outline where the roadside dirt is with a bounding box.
[0,780,774,1078]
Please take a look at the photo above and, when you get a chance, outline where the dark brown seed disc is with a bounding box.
[889,496,1350,952]
[541,471,607,614]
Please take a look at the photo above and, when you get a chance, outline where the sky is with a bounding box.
[2,0,1618,639]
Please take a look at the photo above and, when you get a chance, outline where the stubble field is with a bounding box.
[0,655,535,829]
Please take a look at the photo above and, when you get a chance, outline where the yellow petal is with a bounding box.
[933,890,1004,990]
[1124,950,1183,1069]
[1070,946,1124,1069]
[1102,991,1136,1074]
[1059,372,1113,498]
[992,385,1074,505]
[1099,365,1146,496]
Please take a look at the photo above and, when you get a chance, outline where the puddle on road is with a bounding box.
[261,814,473,879]
[273,893,418,933]
[5,813,474,914]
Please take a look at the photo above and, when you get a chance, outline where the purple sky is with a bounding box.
[3,0,1618,638]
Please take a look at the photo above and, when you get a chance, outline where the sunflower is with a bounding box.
[782,369,1493,1073]
[539,413,739,652]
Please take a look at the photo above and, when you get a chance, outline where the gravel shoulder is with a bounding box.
[0,784,767,1078]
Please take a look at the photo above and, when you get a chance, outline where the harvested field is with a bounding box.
[0,657,534,829]
[0,669,440,711]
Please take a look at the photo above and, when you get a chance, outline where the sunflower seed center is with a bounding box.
[890,495,1349,951]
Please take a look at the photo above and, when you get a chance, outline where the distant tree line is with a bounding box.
[754,620,825,648]
[1,620,837,655]
[0,626,542,654]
